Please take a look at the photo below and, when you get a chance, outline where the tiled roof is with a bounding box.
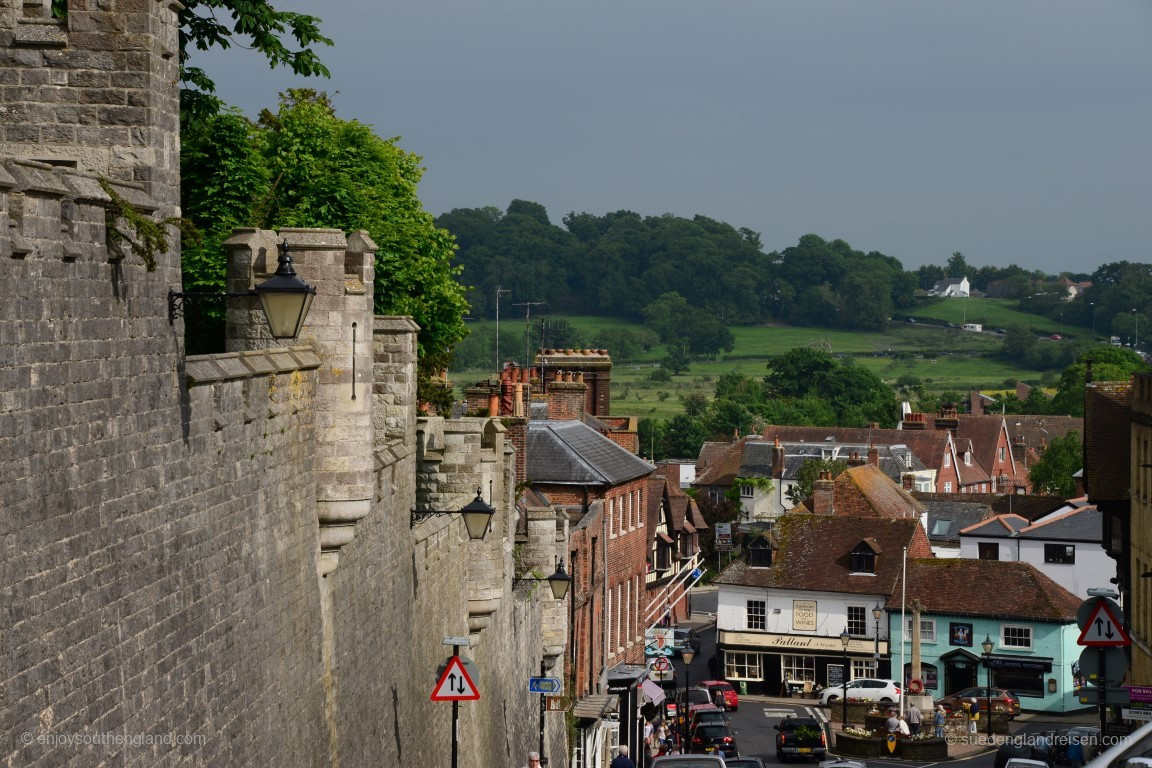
[837,464,925,518]
[695,440,748,486]
[526,420,653,485]
[958,514,1030,537]
[647,474,707,533]
[714,514,931,593]
[888,559,1080,621]
[954,416,1008,477]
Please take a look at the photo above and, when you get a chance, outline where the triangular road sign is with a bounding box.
[1078,601,1131,647]
[431,656,480,701]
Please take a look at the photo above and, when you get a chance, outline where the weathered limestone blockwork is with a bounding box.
[0,1,182,207]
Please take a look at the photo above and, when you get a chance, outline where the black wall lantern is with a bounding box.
[169,240,317,341]
[513,558,572,600]
[411,487,496,541]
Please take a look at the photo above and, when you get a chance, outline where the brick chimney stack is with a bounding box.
[902,473,915,491]
[772,437,785,479]
[812,471,835,515]
[546,373,587,421]
[867,446,879,466]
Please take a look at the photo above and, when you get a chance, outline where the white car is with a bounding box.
[819,678,902,706]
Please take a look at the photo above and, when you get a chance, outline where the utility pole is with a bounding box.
[494,285,511,371]
[513,301,546,370]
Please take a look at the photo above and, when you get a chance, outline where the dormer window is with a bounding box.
[850,540,878,574]
[904,452,912,469]
[749,535,773,568]
[964,450,972,466]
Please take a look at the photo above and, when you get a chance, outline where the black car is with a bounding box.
[775,715,827,762]
[689,723,738,758]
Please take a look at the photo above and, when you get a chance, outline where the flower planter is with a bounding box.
[834,732,947,760]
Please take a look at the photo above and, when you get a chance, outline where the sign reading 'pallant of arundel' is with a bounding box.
[793,600,817,631]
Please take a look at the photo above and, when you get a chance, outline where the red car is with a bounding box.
[936,687,1021,718]
[697,680,739,711]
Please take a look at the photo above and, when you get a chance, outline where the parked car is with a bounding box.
[698,680,739,711]
[775,715,827,762]
[726,759,766,768]
[936,687,1020,718]
[819,678,901,706]
[685,687,714,708]
[1004,759,1050,768]
[651,756,727,767]
[818,760,867,768]
[689,704,730,731]
[690,723,739,758]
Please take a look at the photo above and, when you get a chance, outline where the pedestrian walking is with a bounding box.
[610,744,637,768]
[933,705,946,738]
[521,751,542,768]
[907,702,922,736]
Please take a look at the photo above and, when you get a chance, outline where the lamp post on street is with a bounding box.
[872,604,884,662]
[982,635,994,736]
[840,627,851,727]
[681,646,696,749]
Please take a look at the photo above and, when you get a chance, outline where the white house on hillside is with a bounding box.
[931,277,970,297]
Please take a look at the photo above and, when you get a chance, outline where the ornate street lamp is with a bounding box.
[872,604,884,662]
[982,635,995,736]
[841,627,851,727]
[681,646,697,748]
[411,487,495,540]
[169,240,317,341]
[513,558,572,600]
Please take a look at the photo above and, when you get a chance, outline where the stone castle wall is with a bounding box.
[0,3,567,765]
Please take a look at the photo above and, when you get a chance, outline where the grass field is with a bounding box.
[452,300,1080,421]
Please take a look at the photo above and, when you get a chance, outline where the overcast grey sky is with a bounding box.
[192,0,1152,275]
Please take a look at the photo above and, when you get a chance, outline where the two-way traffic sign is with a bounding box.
[1078,600,1130,647]
[431,656,480,701]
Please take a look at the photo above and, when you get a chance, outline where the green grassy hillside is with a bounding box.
[452,306,1072,421]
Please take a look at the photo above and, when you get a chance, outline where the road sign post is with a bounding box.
[431,647,481,768]
[1077,595,1130,736]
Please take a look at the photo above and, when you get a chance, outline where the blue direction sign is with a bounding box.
[529,677,562,694]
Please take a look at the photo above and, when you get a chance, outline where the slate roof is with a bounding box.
[889,559,1080,622]
[739,441,927,482]
[526,420,654,485]
[958,514,1030,537]
[761,425,951,476]
[916,498,992,543]
[714,514,932,593]
[1014,499,1101,542]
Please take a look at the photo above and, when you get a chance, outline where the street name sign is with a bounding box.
[528,677,562,694]
[431,656,480,701]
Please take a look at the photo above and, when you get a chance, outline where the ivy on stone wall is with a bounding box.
[99,179,198,272]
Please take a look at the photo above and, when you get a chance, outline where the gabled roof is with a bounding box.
[917,498,992,543]
[741,441,927,483]
[959,514,1030,537]
[715,514,931,593]
[954,415,1009,476]
[694,439,748,486]
[527,420,653,485]
[953,440,993,487]
[889,559,1080,622]
[1015,499,1101,542]
[834,464,926,518]
[647,473,707,533]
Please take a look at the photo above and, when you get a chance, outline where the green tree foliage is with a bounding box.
[785,458,848,506]
[179,1,332,126]
[661,413,710,459]
[1028,431,1082,497]
[765,349,898,427]
[181,91,469,406]
[1048,345,1148,416]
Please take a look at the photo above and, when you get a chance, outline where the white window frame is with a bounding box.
[740,484,754,498]
[747,600,766,631]
[847,605,867,636]
[905,617,937,643]
[852,658,877,679]
[943,481,953,493]
[725,652,763,681]
[1002,624,1033,649]
[944,453,951,468]
[782,654,815,683]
